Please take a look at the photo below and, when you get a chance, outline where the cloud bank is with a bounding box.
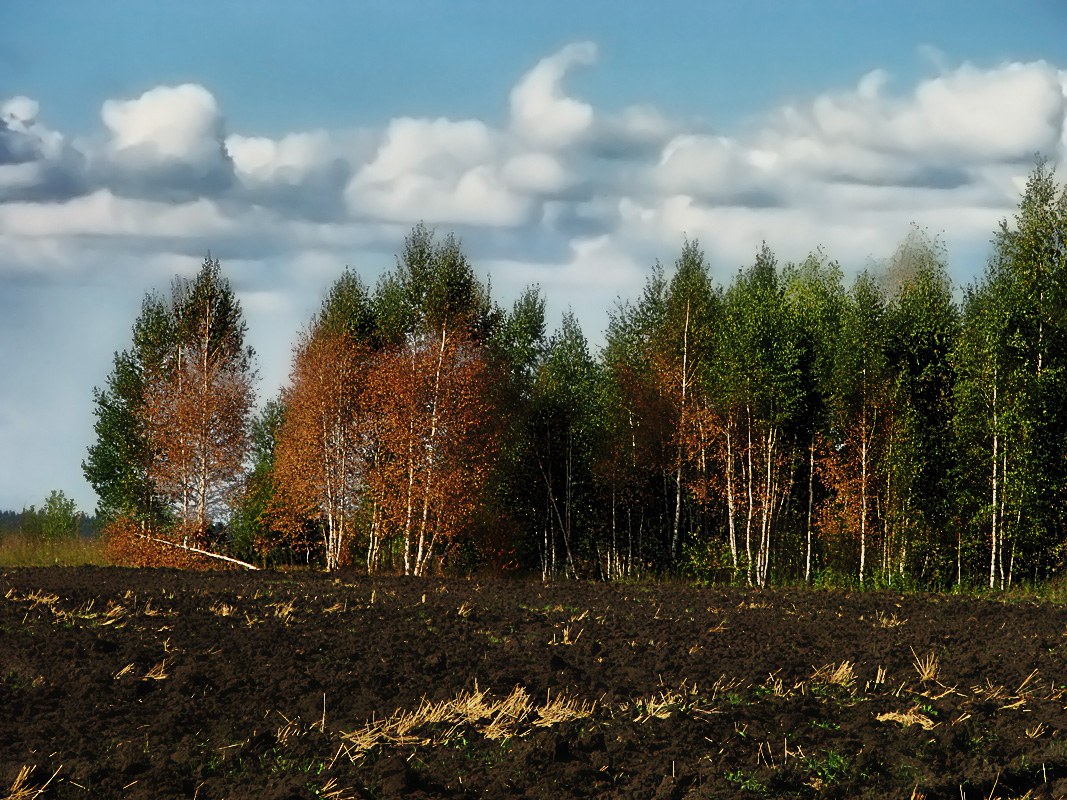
[4,45,1063,288]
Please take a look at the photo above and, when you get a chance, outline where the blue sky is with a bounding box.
[2,1,1067,513]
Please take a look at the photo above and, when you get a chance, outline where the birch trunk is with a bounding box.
[744,405,754,585]
[671,301,690,565]
[805,435,814,584]
[725,420,738,570]
[990,376,999,590]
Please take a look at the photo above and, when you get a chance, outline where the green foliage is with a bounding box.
[82,301,170,527]
[229,398,287,561]
[84,255,255,534]
[40,490,78,540]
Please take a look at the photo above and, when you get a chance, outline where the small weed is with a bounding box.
[725,768,767,793]
[803,749,850,788]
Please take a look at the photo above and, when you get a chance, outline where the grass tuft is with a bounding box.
[812,661,856,689]
[911,648,939,682]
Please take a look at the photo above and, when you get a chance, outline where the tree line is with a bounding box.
[84,161,1067,588]
[0,492,90,541]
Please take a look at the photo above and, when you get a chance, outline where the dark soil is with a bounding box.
[3,568,1067,799]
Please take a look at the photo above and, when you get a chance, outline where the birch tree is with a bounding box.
[143,258,256,543]
[828,272,889,585]
[783,251,843,583]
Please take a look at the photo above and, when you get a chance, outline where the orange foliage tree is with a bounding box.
[141,258,255,548]
[268,228,506,573]
[272,328,374,571]
[369,330,499,575]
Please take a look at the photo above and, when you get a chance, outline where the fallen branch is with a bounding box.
[138,534,260,570]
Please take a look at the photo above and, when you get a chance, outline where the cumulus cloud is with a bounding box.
[757,61,1067,188]
[0,97,45,165]
[227,130,335,183]
[0,96,87,203]
[226,130,355,221]
[0,189,231,239]
[589,105,679,160]
[100,84,235,200]
[345,117,529,226]
[502,152,571,195]
[103,84,225,164]
[2,49,1066,288]
[510,41,597,150]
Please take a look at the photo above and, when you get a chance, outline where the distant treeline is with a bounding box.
[84,160,1067,589]
[0,505,98,539]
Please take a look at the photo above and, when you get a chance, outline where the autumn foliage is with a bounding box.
[267,227,505,573]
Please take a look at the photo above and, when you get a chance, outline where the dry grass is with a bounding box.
[811,661,856,689]
[875,610,907,628]
[211,601,236,617]
[23,591,60,609]
[0,534,109,568]
[911,648,939,682]
[1025,722,1047,739]
[341,684,596,757]
[550,625,582,646]
[630,689,687,723]
[4,765,60,800]
[317,778,358,800]
[101,601,128,626]
[271,599,296,623]
[536,689,596,727]
[875,707,938,730]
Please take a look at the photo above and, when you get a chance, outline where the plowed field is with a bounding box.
[3,568,1067,799]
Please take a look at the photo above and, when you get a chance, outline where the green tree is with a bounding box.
[230,398,287,563]
[85,257,256,556]
[40,490,79,540]
[656,240,719,566]
[783,250,844,582]
[722,245,804,585]
[883,230,959,585]
[528,311,598,578]
[953,160,1067,587]
[145,257,256,537]
[83,294,173,529]
[828,271,890,585]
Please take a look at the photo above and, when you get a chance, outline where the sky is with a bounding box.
[2,1,1067,514]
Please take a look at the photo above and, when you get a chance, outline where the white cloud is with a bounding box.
[102,84,225,165]
[767,61,1066,174]
[502,152,570,194]
[510,41,597,150]
[657,134,768,199]
[346,117,529,226]
[0,189,232,239]
[227,130,335,183]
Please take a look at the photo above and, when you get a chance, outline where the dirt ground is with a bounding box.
[3,568,1067,799]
